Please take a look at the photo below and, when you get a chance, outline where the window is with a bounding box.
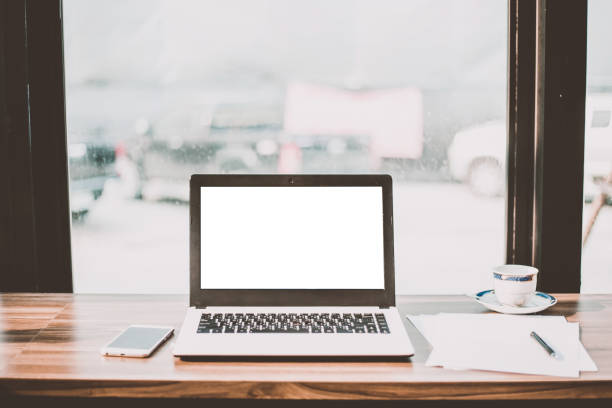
[3,1,590,294]
[62,0,507,294]
[582,0,612,293]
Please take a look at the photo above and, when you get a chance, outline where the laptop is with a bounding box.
[173,174,415,357]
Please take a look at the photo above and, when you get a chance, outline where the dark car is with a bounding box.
[120,101,373,202]
[68,140,117,218]
[122,104,281,201]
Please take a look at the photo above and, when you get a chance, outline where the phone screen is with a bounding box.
[108,327,171,350]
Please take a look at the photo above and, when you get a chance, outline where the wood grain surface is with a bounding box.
[0,293,611,400]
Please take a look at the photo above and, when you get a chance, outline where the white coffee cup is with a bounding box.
[493,264,538,306]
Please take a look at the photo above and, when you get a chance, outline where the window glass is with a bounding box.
[591,110,611,129]
[63,0,507,294]
[582,0,612,293]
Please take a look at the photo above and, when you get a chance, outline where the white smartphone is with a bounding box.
[101,325,174,357]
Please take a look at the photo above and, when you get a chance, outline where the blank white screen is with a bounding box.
[201,186,385,289]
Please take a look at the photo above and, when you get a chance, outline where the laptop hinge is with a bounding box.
[379,305,390,309]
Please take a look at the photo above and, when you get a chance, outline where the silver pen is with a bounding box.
[530,331,559,359]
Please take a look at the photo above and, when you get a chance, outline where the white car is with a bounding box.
[447,120,506,196]
[448,94,612,198]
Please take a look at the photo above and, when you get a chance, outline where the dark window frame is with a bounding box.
[0,0,72,292]
[533,0,587,292]
[1,0,588,293]
[507,0,587,293]
[506,0,536,268]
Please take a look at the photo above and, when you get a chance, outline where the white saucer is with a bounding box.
[469,289,557,314]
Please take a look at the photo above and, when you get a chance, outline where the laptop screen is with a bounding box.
[200,186,385,289]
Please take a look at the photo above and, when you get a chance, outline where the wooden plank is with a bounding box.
[0,293,70,374]
[0,294,611,400]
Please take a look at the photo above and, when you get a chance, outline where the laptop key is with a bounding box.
[287,328,309,333]
[199,312,390,334]
[337,328,354,333]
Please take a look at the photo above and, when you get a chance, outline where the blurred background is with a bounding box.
[62,0,612,294]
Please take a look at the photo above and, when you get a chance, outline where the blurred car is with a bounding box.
[447,120,505,196]
[68,140,117,217]
[448,94,612,198]
[121,97,382,202]
[122,104,282,202]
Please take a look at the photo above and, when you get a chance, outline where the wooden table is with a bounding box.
[0,293,611,402]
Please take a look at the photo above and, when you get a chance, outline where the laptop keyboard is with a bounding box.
[197,312,390,334]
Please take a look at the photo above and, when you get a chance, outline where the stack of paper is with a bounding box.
[407,313,597,378]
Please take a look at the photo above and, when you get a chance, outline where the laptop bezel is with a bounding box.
[190,174,395,307]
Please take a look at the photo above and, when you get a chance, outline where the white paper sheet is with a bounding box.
[430,314,580,377]
[406,313,597,377]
